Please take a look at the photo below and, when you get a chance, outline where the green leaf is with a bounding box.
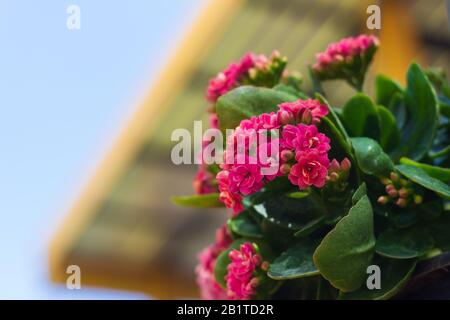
[252,191,327,230]
[294,216,326,238]
[287,191,310,199]
[313,196,375,292]
[429,213,450,251]
[375,74,402,107]
[228,210,263,239]
[376,105,400,152]
[339,258,417,300]
[216,86,297,130]
[390,63,439,161]
[352,183,367,205]
[396,164,450,199]
[273,84,308,99]
[351,137,395,177]
[342,93,380,140]
[171,193,224,208]
[375,227,434,259]
[268,240,320,280]
[399,157,450,183]
[389,211,418,228]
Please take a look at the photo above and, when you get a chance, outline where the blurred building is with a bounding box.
[49,0,450,298]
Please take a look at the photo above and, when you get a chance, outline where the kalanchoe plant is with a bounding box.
[173,34,450,300]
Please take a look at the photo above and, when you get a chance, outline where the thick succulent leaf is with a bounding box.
[352,183,367,205]
[313,196,375,292]
[342,93,380,140]
[351,137,395,177]
[390,63,439,161]
[339,258,417,300]
[228,210,263,239]
[376,105,400,152]
[399,157,450,183]
[375,74,403,107]
[252,191,327,230]
[172,193,224,208]
[375,227,434,259]
[216,86,297,130]
[396,164,450,199]
[268,240,320,280]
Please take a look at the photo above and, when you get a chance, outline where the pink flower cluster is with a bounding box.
[281,124,331,189]
[225,242,264,300]
[206,53,255,103]
[195,225,233,300]
[217,99,331,213]
[205,51,285,103]
[313,34,379,72]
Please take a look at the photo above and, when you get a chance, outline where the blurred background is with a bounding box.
[0,0,448,299]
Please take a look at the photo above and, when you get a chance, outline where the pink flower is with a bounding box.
[277,99,328,125]
[196,225,232,300]
[228,160,264,196]
[209,113,219,130]
[217,170,244,214]
[288,150,330,189]
[259,112,280,130]
[206,53,255,103]
[225,242,262,300]
[193,165,216,194]
[313,34,379,72]
[281,124,330,154]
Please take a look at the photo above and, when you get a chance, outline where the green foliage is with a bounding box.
[351,137,395,177]
[339,258,417,300]
[216,86,297,130]
[390,63,439,161]
[171,193,224,208]
[375,227,434,259]
[396,164,450,199]
[375,74,402,108]
[342,93,380,140]
[376,105,400,152]
[313,196,375,292]
[399,157,450,183]
[268,240,320,280]
[252,190,327,231]
[228,210,263,239]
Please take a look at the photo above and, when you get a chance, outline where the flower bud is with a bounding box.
[280,149,294,162]
[328,172,339,182]
[280,164,291,174]
[277,110,293,125]
[300,109,313,124]
[398,188,410,198]
[390,172,399,182]
[329,159,340,171]
[414,195,423,205]
[340,158,351,171]
[396,198,407,208]
[377,196,388,205]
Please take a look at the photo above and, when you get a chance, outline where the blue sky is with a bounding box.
[0,0,205,299]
